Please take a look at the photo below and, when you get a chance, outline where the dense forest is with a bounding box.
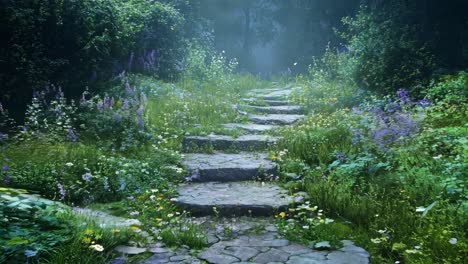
[1,1,467,263]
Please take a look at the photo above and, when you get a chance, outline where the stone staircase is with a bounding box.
[136,88,370,264]
[175,88,304,216]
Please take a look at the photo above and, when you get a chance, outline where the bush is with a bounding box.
[341,5,435,95]
[0,0,189,111]
[423,72,468,127]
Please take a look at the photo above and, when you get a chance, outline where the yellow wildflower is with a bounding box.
[111,229,121,233]
[84,229,93,235]
[82,237,91,244]
[279,212,286,218]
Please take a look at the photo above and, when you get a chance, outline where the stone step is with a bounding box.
[175,182,294,216]
[248,114,305,125]
[245,105,304,115]
[182,135,281,152]
[182,153,278,182]
[252,90,292,101]
[223,123,279,133]
[242,98,290,106]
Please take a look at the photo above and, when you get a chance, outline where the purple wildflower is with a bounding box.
[121,99,130,110]
[396,89,411,103]
[124,81,133,96]
[57,183,66,200]
[82,173,92,182]
[335,152,346,162]
[2,165,8,171]
[66,129,79,142]
[352,129,360,144]
[140,92,147,103]
[4,175,11,184]
[136,105,144,130]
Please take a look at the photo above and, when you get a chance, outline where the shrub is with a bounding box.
[341,5,435,95]
[423,72,468,127]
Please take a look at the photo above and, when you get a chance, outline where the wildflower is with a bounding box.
[4,175,11,184]
[89,244,104,252]
[111,229,121,233]
[167,213,174,218]
[130,226,140,231]
[82,237,91,243]
[1,165,7,171]
[302,225,309,229]
[449,238,458,245]
[66,129,79,142]
[82,173,92,182]
[57,183,66,200]
[279,212,286,218]
[65,162,74,167]
[84,229,94,235]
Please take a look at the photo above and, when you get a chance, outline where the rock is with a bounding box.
[182,135,282,152]
[252,248,289,263]
[326,250,370,264]
[72,208,141,227]
[314,241,332,250]
[242,98,290,106]
[198,249,240,263]
[109,257,127,264]
[223,123,280,133]
[223,246,260,261]
[245,105,304,115]
[248,114,305,125]
[114,246,147,255]
[182,153,278,182]
[279,244,311,255]
[176,182,295,216]
[148,247,170,254]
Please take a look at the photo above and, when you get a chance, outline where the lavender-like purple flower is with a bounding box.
[396,89,410,103]
[136,105,144,130]
[66,129,79,142]
[82,173,92,182]
[4,175,11,184]
[121,99,130,110]
[2,165,8,171]
[57,183,66,200]
[124,81,133,96]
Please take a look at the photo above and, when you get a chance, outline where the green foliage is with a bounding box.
[182,43,239,87]
[2,141,181,204]
[341,5,435,94]
[424,72,468,127]
[279,111,355,165]
[0,0,189,109]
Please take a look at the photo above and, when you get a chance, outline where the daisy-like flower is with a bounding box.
[90,244,104,252]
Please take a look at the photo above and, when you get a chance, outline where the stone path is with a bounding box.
[132,87,370,263]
